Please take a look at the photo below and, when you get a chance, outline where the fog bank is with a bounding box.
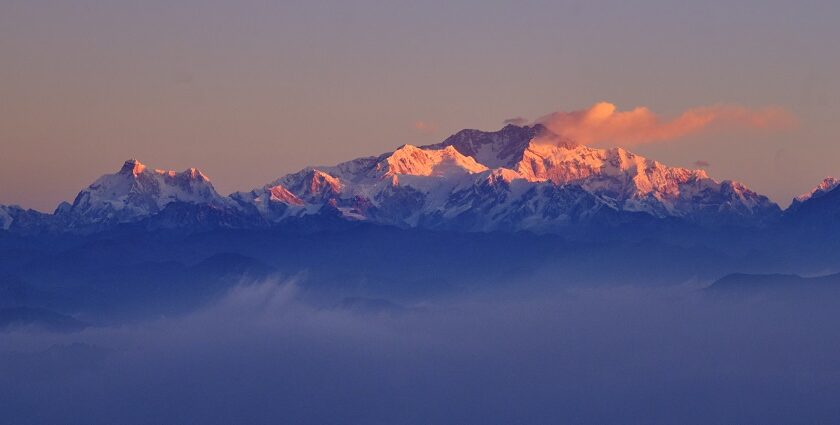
[2,279,840,424]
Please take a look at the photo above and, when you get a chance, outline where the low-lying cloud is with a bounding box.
[2,279,840,425]
[536,101,796,146]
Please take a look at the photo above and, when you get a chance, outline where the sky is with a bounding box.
[1,0,838,211]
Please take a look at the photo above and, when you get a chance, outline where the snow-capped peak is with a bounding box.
[268,184,304,206]
[794,177,840,203]
[374,144,489,178]
[119,158,147,176]
[232,124,778,229]
[419,124,761,219]
[276,169,343,199]
[59,159,229,227]
[422,124,719,207]
[423,124,548,168]
[33,123,782,234]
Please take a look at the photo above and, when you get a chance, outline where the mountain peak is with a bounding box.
[156,166,210,182]
[184,167,206,180]
[119,158,147,176]
[268,184,305,206]
[60,159,228,228]
[376,144,488,178]
[31,122,783,233]
[423,124,546,169]
[794,176,840,204]
[117,159,211,182]
[238,123,779,228]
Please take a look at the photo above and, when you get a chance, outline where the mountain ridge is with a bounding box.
[1,124,835,236]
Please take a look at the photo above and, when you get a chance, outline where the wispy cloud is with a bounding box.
[536,101,796,146]
[4,282,840,423]
[693,160,711,168]
[503,117,529,126]
[413,121,438,135]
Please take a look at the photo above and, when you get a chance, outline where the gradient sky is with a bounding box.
[2,0,838,211]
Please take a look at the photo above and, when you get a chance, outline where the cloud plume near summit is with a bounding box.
[536,102,796,146]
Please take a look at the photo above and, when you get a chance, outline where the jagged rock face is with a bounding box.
[234,124,781,231]
[57,159,233,229]
[428,126,778,222]
[0,205,54,234]
[788,177,840,214]
[783,177,840,228]
[423,124,545,168]
[0,205,21,230]
[4,125,786,235]
[0,205,14,230]
[373,145,488,178]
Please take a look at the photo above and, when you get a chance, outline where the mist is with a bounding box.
[2,278,840,425]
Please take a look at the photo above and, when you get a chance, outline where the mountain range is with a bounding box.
[2,123,840,322]
[4,123,833,237]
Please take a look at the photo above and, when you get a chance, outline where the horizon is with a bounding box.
[4,3,840,424]
[3,1,840,211]
[1,120,830,212]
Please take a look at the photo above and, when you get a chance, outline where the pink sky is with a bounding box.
[1,0,838,210]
